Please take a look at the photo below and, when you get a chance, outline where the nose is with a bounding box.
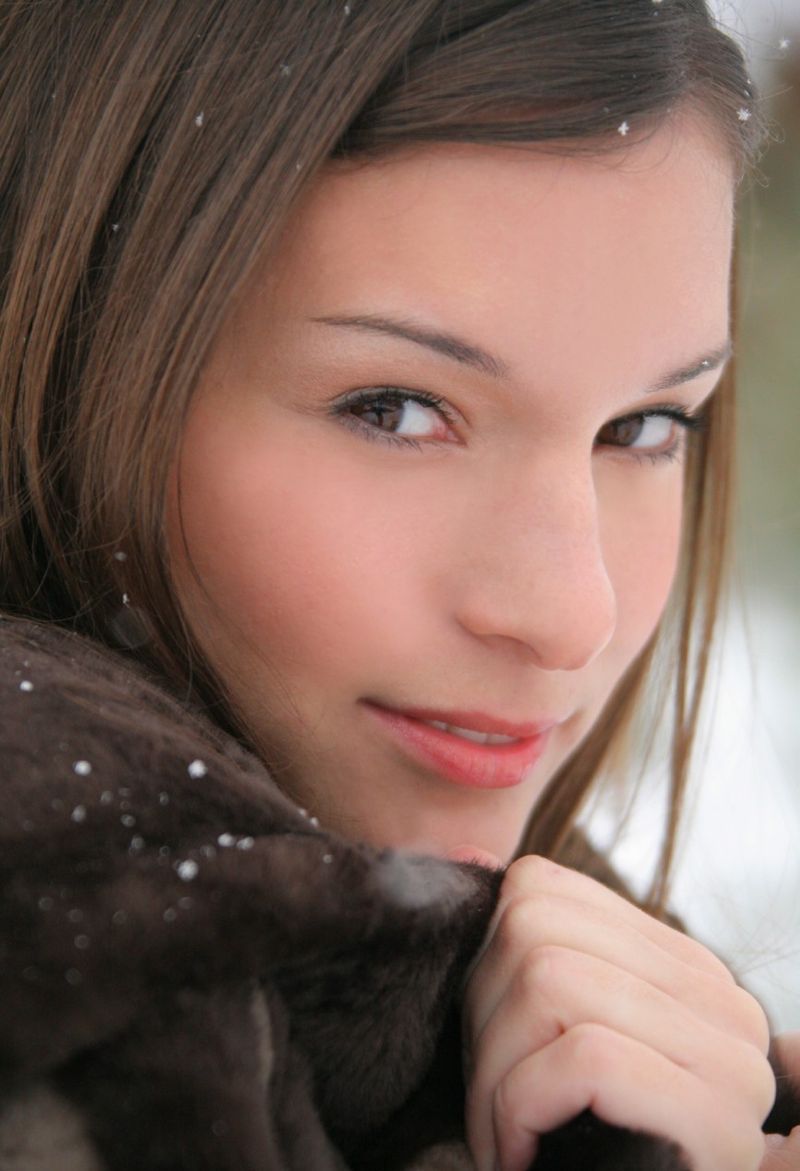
[451,459,617,672]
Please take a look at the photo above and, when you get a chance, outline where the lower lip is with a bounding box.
[363,703,552,789]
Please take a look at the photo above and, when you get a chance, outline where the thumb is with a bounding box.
[444,843,504,870]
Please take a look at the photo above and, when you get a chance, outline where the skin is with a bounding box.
[166,112,796,1169]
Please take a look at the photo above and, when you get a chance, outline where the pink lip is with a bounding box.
[362,701,558,789]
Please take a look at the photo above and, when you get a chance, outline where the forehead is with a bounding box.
[246,114,734,386]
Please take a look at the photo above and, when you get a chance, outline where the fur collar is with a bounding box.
[0,615,501,1169]
[3,615,794,1169]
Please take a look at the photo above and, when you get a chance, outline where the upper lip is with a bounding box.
[367,702,565,739]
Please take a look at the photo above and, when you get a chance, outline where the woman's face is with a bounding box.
[167,114,733,862]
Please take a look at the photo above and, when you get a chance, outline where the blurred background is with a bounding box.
[589,0,800,1032]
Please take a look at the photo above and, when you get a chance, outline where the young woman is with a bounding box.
[0,2,797,1169]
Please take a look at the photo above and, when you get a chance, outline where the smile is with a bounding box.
[362,702,559,789]
[422,721,519,745]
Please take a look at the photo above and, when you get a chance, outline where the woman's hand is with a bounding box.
[455,854,775,1171]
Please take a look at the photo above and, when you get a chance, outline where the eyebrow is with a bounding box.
[310,312,733,393]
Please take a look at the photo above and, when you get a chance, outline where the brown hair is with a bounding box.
[0,0,765,909]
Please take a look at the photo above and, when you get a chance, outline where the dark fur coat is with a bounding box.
[0,616,796,1170]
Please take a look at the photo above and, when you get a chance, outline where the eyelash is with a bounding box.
[332,387,456,450]
[597,405,706,464]
[332,386,706,463]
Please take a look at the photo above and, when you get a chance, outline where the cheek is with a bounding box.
[172,436,345,677]
[166,400,422,700]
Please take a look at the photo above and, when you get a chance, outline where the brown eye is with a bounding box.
[597,415,648,447]
[350,398,405,431]
[596,412,679,454]
[336,387,456,446]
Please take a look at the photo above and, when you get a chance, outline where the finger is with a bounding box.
[480,1025,765,1171]
[464,891,770,1054]
[498,855,735,983]
[466,947,776,1167]
[472,946,775,1110]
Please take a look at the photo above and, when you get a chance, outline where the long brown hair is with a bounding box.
[0,0,766,909]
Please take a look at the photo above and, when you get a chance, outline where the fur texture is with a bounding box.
[0,616,795,1170]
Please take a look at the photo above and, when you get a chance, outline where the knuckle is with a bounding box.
[731,986,772,1052]
[516,944,573,1000]
[503,854,564,899]
[689,939,737,984]
[709,954,738,985]
[725,1039,777,1124]
[752,1050,778,1121]
[563,1021,619,1073]
[495,894,544,952]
